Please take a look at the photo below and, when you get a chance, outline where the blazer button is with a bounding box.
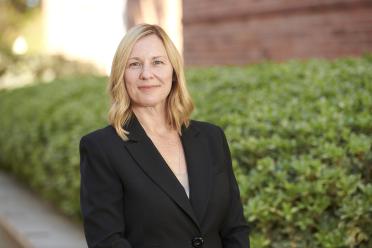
[191,237,204,248]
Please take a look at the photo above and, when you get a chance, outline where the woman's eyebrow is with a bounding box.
[128,56,167,60]
[128,57,141,60]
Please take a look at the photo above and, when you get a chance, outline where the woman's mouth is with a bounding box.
[138,85,160,90]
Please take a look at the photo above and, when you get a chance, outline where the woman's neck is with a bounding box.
[132,105,173,136]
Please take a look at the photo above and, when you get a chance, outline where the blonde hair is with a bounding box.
[107,24,194,141]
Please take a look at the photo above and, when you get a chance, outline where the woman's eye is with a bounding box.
[129,62,141,68]
[153,60,164,65]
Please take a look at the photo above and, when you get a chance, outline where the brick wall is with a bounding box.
[183,0,372,65]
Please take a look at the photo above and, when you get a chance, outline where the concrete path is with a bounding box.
[0,171,87,248]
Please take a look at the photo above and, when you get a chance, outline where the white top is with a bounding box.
[175,171,190,198]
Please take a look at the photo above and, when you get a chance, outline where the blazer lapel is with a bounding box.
[121,115,203,231]
[181,123,213,224]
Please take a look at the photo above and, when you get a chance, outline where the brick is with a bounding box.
[183,1,372,65]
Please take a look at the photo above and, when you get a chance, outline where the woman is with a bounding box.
[79,23,250,248]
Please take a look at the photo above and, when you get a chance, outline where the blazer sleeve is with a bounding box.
[218,127,250,248]
[80,136,132,248]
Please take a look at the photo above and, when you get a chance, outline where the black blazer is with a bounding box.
[79,115,250,248]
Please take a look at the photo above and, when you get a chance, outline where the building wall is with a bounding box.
[183,0,372,65]
[126,0,183,53]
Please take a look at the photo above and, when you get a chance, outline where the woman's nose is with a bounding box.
[139,64,153,80]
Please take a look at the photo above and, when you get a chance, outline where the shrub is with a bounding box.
[0,55,371,247]
[187,55,372,247]
[0,75,108,217]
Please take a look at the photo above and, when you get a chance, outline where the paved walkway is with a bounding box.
[0,171,87,248]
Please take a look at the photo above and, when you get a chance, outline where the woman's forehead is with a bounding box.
[130,34,168,58]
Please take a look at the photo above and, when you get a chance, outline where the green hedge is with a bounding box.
[1,56,372,247]
[0,75,108,216]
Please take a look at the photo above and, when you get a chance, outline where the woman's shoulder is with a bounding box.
[80,125,118,145]
[189,119,224,137]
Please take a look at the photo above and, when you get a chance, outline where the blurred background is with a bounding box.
[1,0,372,88]
[0,0,371,247]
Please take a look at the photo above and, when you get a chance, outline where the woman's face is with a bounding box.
[124,34,173,108]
